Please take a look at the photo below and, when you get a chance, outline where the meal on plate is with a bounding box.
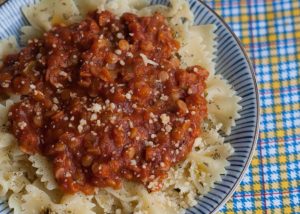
[0,0,241,213]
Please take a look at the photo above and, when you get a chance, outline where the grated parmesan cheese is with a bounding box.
[130,160,137,166]
[125,91,132,100]
[140,53,159,66]
[90,103,102,113]
[160,114,170,125]
[78,119,87,133]
[160,94,169,101]
[18,121,27,130]
[91,113,98,121]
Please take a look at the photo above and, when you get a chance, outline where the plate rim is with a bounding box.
[197,1,260,213]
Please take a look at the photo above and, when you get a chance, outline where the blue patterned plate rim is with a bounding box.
[198,0,260,213]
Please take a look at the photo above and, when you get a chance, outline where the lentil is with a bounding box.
[0,11,208,194]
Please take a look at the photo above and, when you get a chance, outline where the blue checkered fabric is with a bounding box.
[205,0,300,213]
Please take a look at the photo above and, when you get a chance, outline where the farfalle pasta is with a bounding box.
[0,0,241,213]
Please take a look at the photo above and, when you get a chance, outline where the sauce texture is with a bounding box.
[0,11,208,194]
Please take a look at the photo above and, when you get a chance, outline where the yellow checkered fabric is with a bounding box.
[205,0,300,213]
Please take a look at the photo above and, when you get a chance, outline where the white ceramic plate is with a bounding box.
[0,0,260,213]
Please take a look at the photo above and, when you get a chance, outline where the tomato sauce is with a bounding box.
[0,11,208,194]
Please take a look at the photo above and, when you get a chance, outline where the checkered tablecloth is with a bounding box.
[204,0,300,213]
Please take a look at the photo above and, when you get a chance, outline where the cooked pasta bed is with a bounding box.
[0,0,241,213]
